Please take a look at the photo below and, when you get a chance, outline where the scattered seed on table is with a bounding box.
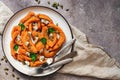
[5,72,8,75]
[4,68,9,71]
[12,69,15,72]
[52,2,59,9]
[35,0,40,4]
[12,73,15,77]
[3,56,6,59]
[1,58,4,61]
[5,59,8,63]
[60,5,63,9]
[16,77,20,80]
[66,9,69,11]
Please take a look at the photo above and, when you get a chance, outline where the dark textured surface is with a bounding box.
[0,0,120,80]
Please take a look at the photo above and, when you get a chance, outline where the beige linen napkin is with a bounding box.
[0,1,120,80]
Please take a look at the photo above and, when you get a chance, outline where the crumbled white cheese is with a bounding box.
[25,61,30,66]
[39,49,43,54]
[46,58,53,64]
[45,20,49,24]
[57,34,60,39]
[32,22,36,26]
[28,31,31,36]
[41,19,45,23]
[16,34,20,41]
[33,23,38,31]
[34,37,39,44]
[41,19,49,25]
[31,37,38,44]
[49,33,53,37]
[25,41,29,46]
[25,52,30,56]
[39,56,45,62]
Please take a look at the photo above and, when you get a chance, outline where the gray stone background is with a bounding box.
[0,0,120,80]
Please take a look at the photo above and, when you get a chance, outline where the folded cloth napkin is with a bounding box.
[0,1,120,80]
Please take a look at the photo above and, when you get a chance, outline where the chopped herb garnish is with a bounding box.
[18,23,25,30]
[40,38,47,45]
[48,1,50,5]
[52,2,59,9]
[30,52,37,62]
[4,68,9,71]
[47,27,55,35]
[66,9,69,11]
[13,44,19,51]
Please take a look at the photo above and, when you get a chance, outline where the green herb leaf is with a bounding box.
[13,44,19,51]
[30,52,37,62]
[18,23,25,30]
[40,38,47,45]
[47,27,55,35]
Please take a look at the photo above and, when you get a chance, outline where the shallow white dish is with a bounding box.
[2,6,73,76]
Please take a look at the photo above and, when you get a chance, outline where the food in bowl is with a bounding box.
[10,11,66,67]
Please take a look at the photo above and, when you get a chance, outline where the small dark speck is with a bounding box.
[1,58,4,61]
[3,56,6,59]
[60,5,63,9]
[89,29,95,32]
[12,69,15,72]
[5,59,8,63]
[35,0,40,4]
[5,72,8,75]
[12,73,15,77]
[52,2,59,9]
[4,68,9,71]
[16,77,20,80]
[38,1,40,4]
[48,1,50,5]
[66,9,69,11]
